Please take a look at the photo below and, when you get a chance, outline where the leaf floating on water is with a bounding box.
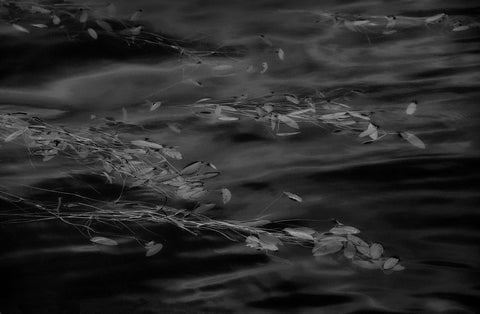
[221,188,232,204]
[283,191,303,202]
[285,95,300,105]
[12,24,30,33]
[181,161,203,175]
[31,6,51,14]
[258,232,282,251]
[193,203,216,214]
[278,114,299,129]
[347,234,369,247]
[90,236,118,246]
[383,257,400,270]
[218,116,239,121]
[359,123,377,138]
[131,140,164,150]
[406,101,417,115]
[369,243,384,259]
[344,241,356,259]
[312,238,344,256]
[283,227,315,241]
[31,24,48,28]
[392,264,406,271]
[353,259,382,270]
[348,111,370,120]
[150,101,162,111]
[87,28,98,39]
[130,9,143,21]
[260,62,268,74]
[277,48,285,61]
[399,132,426,149]
[386,15,397,28]
[145,242,163,257]
[330,225,360,235]
[96,20,113,32]
[4,128,26,142]
[52,15,61,25]
[79,10,89,23]
[129,26,142,36]
[425,13,447,24]
[276,132,300,137]
[162,147,182,159]
[452,25,470,32]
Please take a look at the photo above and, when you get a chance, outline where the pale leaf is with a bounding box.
[278,114,299,129]
[260,62,268,74]
[283,191,302,202]
[383,257,399,270]
[79,10,89,23]
[12,24,29,33]
[4,128,26,142]
[359,123,377,138]
[406,101,417,115]
[221,188,231,204]
[52,15,61,25]
[277,48,285,61]
[283,227,315,241]
[285,95,300,105]
[330,225,360,235]
[369,243,384,259]
[145,242,163,257]
[87,28,98,39]
[312,239,344,256]
[399,132,426,149]
[90,236,118,246]
[150,101,162,111]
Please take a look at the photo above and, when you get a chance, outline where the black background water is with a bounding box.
[1,0,479,313]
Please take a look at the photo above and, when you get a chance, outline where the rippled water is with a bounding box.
[1,0,480,313]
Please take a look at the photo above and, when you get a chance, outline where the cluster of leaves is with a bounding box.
[0,0,223,61]
[190,93,426,148]
[0,113,403,270]
[0,113,230,201]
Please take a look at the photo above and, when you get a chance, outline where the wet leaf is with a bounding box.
[31,24,48,28]
[218,116,239,121]
[131,140,164,150]
[258,232,282,251]
[96,20,113,32]
[31,6,51,14]
[383,257,399,270]
[283,191,303,202]
[347,234,369,247]
[193,203,215,214]
[356,245,371,257]
[348,111,370,120]
[145,242,163,257]
[359,123,377,138]
[90,236,118,246]
[283,227,315,241]
[406,101,417,115]
[181,161,203,175]
[12,24,29,33]
[370,243,384,259]
[278,114,299,129]
[399,132,426,149]
[312,238,344,256]
[452,25,470,32]
[344,241,356,259]
[425,13,447,24]
[129,26,142,35]
[260,62,268,74]
[392,264,405,271]
[276,132,300,137]
[79,10,89,23]
[150,101,162,111]
[353,259,382,270]
[221,188,232,204]
[330,225,360,235]
[162,147,182,159]
[277,48,285,61]
[4,128,26,142]
[87,28,98,39]
[52,15,61,25]
[285,95,300,105]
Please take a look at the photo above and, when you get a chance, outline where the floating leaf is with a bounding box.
[344,241,356,259]
[399,132,426,149]
[12,24,29,33]
[90,236,118,246]
[131,140,164,150]
[359,123,377,138]
[79,10,89,23]
[221,188,232,204]
[31,24,48,28]
[353,259,382,270]
[96,20,113,32]
[353,20,370,26]
[258,232,282,251]
[150,101,162,111]
[260,62,268,74]
[31,6,51,14]
[285,95,300,105]
[452,25,470,32]
[145,242,163,257]
[330,225,360,235]
[312,238,344,256]
[425,13,447,24]
[283,227,315,241]
[370,243,384,259]
[276,132,300,137]
[348,111,370,120]
[356,245,371,257]
[383,257,400,270]
[162,147,182,159]
[277,48,285,61]
[87,28,98,39]
[392,264,405,271]
[4,128,26,142]
[406,101,417,115]
[347,234,369,247]
[218,116,239,121]
[283,191,303,202]
[181,161,203,175]
[52,15,61,25]
[278,114,299,129]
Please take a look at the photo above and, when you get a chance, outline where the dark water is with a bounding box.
[1,0,480,313]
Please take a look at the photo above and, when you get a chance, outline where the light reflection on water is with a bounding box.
[1,0,479,313]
